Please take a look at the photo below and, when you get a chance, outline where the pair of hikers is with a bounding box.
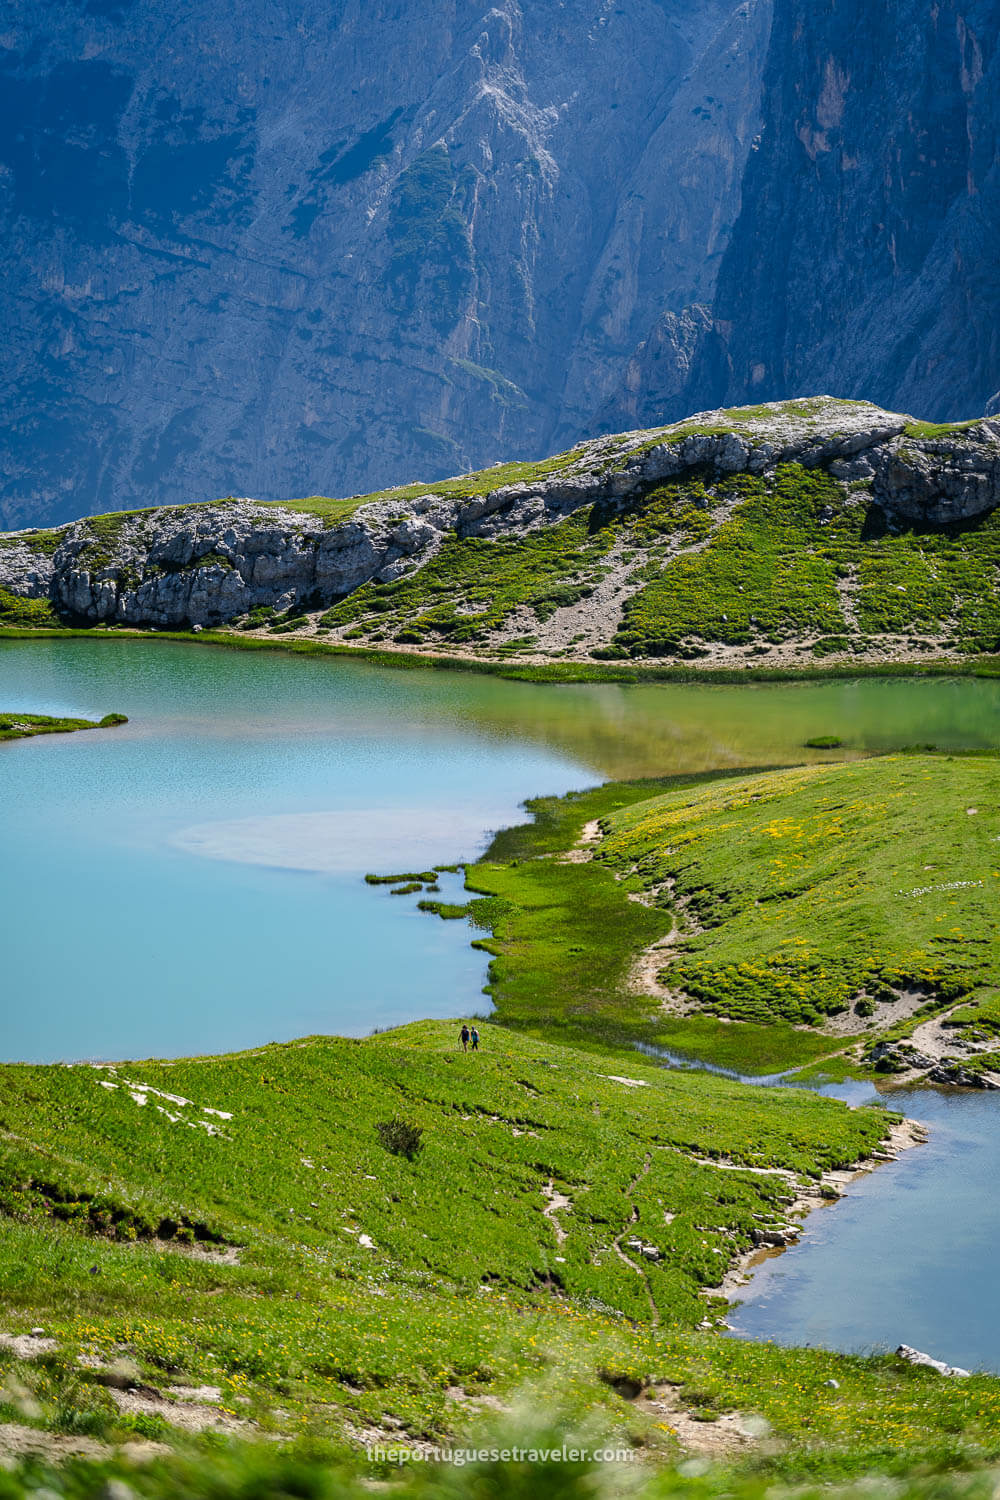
[459,1024,480,1053]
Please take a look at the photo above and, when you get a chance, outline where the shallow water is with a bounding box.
[3,636,1000,1064]
[727,1084,1000,1373]
[5,637,1000,1368]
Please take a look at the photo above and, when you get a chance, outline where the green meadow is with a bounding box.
[7,1020,1000,1488]
[4,747,1000,1492]
[450,755,999,1075]
[594,756,1000,1028]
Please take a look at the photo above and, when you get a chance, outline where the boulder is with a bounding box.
[896,1344,970,1378]
[926,1061,1000,1090]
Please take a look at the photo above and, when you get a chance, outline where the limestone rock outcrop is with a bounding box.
[3,398,999,629]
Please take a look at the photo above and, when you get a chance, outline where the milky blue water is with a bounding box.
[728,1084,1000,1374]
[4,637,1000,1069]
[5,637,1000,1368]
[0,639,594,1062]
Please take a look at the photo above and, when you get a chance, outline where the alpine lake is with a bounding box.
[4,635,1000,1372]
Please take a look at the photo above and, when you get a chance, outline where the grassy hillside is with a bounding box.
[0,1026,882,1451]
[436,756,1000,1073]
[5,760,1000,1489]
[6,1022,1000,1488]
[316,463,1000,664]
[594,756,1000,1028]
[6,399,1000,669]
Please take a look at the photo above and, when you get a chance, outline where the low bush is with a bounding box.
[376,1118,425,1160]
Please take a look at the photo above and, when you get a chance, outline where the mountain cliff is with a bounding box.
[4,397,1000,668]
[0,0,769,529]
[6,1,1000,531]
[661,0,1000,431]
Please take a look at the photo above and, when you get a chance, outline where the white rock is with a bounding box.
[896,1344,970,1378]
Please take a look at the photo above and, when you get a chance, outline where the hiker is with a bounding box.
[460,1024,470,1052]
[470,1026,480,1052]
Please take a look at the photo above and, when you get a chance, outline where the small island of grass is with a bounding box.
[0,711,128,742]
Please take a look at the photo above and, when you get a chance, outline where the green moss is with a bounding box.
[0,589,60,628]
[902,418,985,439]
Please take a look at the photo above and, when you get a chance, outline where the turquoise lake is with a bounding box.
[5,637,1000,1368]
[3,637,1000,1067]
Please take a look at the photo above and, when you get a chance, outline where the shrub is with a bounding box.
[376,1118,424,1160]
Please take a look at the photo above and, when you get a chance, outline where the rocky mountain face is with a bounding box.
[662,0,1000,431]
[3,2,1000,531]
[0,0,769,528]
[3,398,999,642]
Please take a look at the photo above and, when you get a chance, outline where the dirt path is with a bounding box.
[541,1180,571,1244]
[635,1389,767,1456]
[557,819,603,865]
[611,1154,660,1326]
[627,925,701,1014]
[907,1004,975,1061]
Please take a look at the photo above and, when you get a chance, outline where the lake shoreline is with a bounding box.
[3,623,1000,688]
[720,1116,929,1304]
[3,635,996,1377]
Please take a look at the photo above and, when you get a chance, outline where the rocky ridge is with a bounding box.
[2,397,1000,644]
